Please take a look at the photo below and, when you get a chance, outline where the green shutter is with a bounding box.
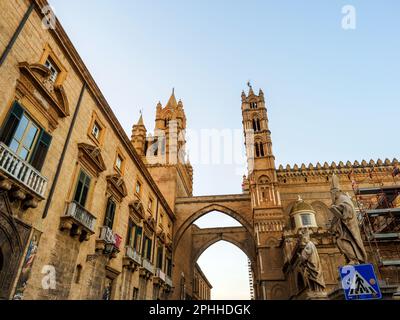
[30,129,52,171]
[0,102,24,146]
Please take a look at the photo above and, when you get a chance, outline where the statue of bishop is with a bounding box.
[329,174,367,265]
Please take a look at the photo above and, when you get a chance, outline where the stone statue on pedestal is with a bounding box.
[299,229,326,292]
[330,174,367,265]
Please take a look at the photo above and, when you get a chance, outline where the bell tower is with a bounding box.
[132,89,193,210]
[241,83,287,300]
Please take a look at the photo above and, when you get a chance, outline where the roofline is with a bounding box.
[33,0,175,220]
[195,263,213,289]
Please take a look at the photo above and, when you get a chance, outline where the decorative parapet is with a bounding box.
[277,158,398,180]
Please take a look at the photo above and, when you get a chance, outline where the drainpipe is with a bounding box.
[42,82,87,218]
[152,198,160,265]
[0,2,35,68]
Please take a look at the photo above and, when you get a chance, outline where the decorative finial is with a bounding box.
[247,80,252,89]
[172,87,175,95]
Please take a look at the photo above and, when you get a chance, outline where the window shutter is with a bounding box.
[0,102,24,146]
[104,199,116,229]
[30,130,52,171]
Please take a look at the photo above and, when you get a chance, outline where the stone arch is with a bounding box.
[0,206,25,299]
[193,232,256,266]
[174,204,254,249]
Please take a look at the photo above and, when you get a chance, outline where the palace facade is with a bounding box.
[0,0,399,300]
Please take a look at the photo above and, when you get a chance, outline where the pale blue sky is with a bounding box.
[48,0,400,300]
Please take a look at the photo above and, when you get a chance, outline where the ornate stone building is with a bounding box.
[0,0,399,301]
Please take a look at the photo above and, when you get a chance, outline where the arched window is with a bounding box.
[255,142,260,157]
[75,264,82,284]
[252,119,261,132]
[259,143,265,157]
[255,142,265,158]
[258,176,270,202]
[250,102,258,109]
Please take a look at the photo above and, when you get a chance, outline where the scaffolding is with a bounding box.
[350,166,400,286]
[248,259,255,300]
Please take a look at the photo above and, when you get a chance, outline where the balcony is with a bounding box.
[140,258,154,278]
[0,142,47,208]
[96,226,122,258]
[165,275,173,288]
[155,268,166,282]
[60,201,97,241]
[125,246,142,266]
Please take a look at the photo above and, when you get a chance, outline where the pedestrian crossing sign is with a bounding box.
[339,264,382,300]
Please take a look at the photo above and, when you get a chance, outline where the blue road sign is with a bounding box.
[339,264,382,300]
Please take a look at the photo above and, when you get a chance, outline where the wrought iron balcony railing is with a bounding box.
[0,142,47,197]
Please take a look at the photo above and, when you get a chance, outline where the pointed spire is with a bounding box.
[137,111,144,126]
[166,88,178,109]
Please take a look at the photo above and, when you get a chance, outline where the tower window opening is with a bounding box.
[252,119,261,132]
[250,102,258,109]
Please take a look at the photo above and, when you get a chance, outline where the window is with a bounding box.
[166,252,172,277]
[260,186,269,202]
[127,220,142,253]
[135,181,142,195]
[255,142,265,158]
[252,119,261,132]
[102,277,114,300]
[142,236,152,260]
[148,198,153,212]
[75,265,82,284]
[73,170,91,207]
[156,245,163,269]
[44,58,60,83]
[104,198,116,229]
[0,102,52,170]
[87,112,106,146]
[301,214,313,227]
[91,122,101,140]
[250,102,258,109]
[115,155,123,171]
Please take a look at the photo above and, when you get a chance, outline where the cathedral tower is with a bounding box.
[131,90,193,210]
[241,84,286,299]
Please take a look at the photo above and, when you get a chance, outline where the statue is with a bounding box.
[330,174,367,265]
[298,229,326,292]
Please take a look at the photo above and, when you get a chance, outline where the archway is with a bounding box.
[174,202,254,250]
[197,241,252,300]
[172,209,258,300]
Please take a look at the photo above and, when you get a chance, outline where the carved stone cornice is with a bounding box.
[77,143,106,176]
[129,199,146,221]
[106,174,127,202]
[16,62,69,131]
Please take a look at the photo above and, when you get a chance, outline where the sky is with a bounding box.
[48,0,400,299]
